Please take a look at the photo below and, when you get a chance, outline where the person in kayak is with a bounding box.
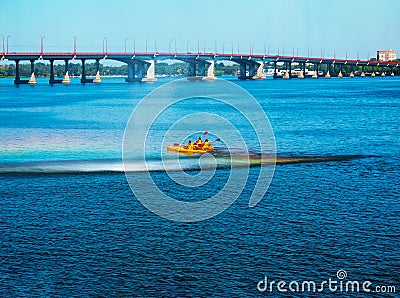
[194,137,203,147]
[184,140,194,150]
[202,139,213,150]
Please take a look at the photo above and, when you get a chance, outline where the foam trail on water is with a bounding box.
[0,155,370,174]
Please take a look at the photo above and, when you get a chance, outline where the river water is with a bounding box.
[0,76,399,296]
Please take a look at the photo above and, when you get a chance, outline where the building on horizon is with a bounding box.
[377,49,396,61]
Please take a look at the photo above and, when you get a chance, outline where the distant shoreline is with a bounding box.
[0,74,241,79]
[0,75,182,79]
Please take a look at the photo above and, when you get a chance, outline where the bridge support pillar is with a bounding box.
[125,60,157,83]
[298,62,305,78]
[233,59,265,80]
[126,60,154,82]
[187,62,197,79]
[50,60,55,83]
[185,59,214,81]
[142,60,157,82]
[93,59,101,83]
[381,66,385,77]
[283,62,290,79]
[239,63,246,79]
[49,59,62,84]
[390,67,394,76]
[273,61,278,79]
[62,60,70,84]
[312,63,319,78]
[126,62,136,82]
[338,64,343,78]
[361,65,365,77]
[13,60,28,84]
[28,59,36,85]
[15,60,20,83]
[198,63,206,77]
[325,64,331,78]
[126,61,142,82]
[349,65,354,78]
[205,60,216,80]
[13,60,25,84]
[81,59,94,83]
[371,66,376,77]
[283,70,289,79]
[253,62,265,80]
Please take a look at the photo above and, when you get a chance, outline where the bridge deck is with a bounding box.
[2,52,399,66]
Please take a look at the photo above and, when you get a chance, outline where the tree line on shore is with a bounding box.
[0,61,398,78]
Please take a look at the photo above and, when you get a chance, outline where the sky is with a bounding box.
[1,0,399,60]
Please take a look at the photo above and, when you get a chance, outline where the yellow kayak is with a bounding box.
[166,145,213,154]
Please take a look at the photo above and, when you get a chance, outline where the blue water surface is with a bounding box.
[0,76,399,296]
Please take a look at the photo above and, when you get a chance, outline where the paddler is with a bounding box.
[185,140,194,150]
[194,137,203,147]
[202,139,213,150]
